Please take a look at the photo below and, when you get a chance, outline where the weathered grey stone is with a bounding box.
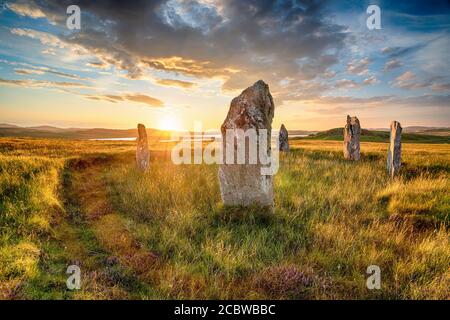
[218,80,275,208]
[136,123,149,171]
[343,115,361,161]
[279,124,289,152]
[387,121,402,178]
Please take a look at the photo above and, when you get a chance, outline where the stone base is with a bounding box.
[218,164,273,207]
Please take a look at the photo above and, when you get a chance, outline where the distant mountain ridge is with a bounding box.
[0,123,21,128]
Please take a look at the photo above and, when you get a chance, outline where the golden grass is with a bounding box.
[0,137,448,299]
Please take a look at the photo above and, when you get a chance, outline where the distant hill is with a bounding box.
[302,128,449,144]
[0,124,171,140]
[0,123,20,128]
[411,128,450,137]
[369,126,450,136]
[26,125,69,132]
[402,126,448,134]
[288,129,318,136]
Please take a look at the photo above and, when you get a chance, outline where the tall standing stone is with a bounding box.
[136,123,149,171]
[218,80,275,208]
[279,124,289,152]
[387,121,402,178]
[343,115,361,161]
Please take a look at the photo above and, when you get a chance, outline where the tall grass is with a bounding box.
[0,156,63,298]
[0,138,448,299]
[104,145,449,299]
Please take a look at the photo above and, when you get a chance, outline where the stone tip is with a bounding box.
[391,121,402,131]
[253,80,268,88]
[347,115,360,122]
[137,123,145,129]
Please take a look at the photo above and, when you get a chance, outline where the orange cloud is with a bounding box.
[0,78,91,89]
[124,94,164,107]
[155,78,196,89]
[7,2,46,18]
[85,93,164,108]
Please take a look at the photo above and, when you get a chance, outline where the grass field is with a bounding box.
[0,137,449,299]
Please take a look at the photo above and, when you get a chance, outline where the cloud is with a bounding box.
[0,78,91,89]
[124,94,164,107]
[6,0,448,110]
[311,95,392,106]
[306,94,450,115]
[305,95,393,114]
[431,83,450,92]
[347,58,370,76]
[86,61,110,70]
[42,48,56,55]
[392,71,449,91]
[381,44,425,59]
[14,68,45,75]
[394,94,450,108]
[144,56,236,79]
[104,95,124,102]
[335,76,377,90]
[384,59,402,71]
[6,60,85,80]
[85,93,164,108]
[10,27,90,60]
[396,71,416,82]
[11,28,65,48]
[16,0,349,102]
[155,78,196,89]
[392,71,450,92]
[336,79,361,89]
[392,71,423,89]
[6,2,46,19]
[45,69,84,80]
[363,75,377,85]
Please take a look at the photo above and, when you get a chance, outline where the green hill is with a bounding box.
[0,127,170,140]
[300,128,449,144]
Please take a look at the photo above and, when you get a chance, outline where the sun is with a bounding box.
[157,114,183,132]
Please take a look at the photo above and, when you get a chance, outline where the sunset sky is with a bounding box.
[0,0,449,131]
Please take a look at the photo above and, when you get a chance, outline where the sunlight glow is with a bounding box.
[157,114,183,131]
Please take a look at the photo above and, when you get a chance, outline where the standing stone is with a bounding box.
[136,123,149,171]
[343,115,361,161]
[279,124,289,152]
[218,80,275,208]
[387,121,402,178]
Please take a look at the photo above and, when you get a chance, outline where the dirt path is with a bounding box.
[56,155,157,299]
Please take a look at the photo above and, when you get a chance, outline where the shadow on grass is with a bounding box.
[210,204,276,227]
[290,148,383,162]
[401,162,450,180]
[61,155,115,223]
